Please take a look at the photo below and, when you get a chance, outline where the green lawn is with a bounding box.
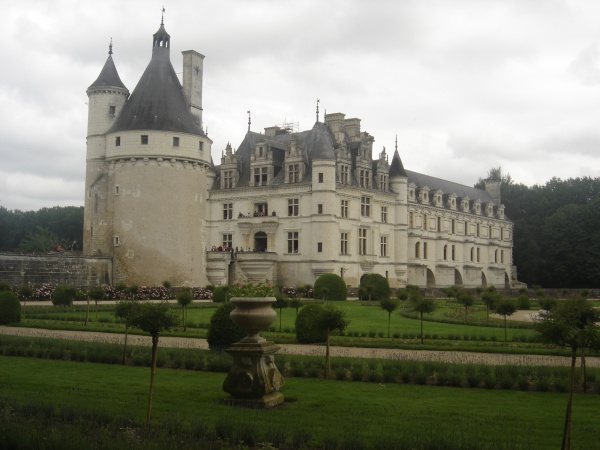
[1,356,598,449]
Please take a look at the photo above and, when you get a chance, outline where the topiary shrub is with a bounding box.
[313,274,347,301]
[295,303,327,343]
[517,294,531,310]
[212,286,229,303]
[359,273,390,301]
[0,291,21,324]
[51,285,77,307]
[0,281,11,292]
[207,302,246,352]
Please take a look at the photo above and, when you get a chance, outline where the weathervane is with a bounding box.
[316,98,320,122]
[395,134,398,152]
[161,5,165,25]
[109,37,113,55]
[247,110,251,132]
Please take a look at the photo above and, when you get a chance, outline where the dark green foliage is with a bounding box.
[129,302,179,337]
[539,298,556,311]
[495,298,517,342]
[51,285,77,307]
[412,297,436,343]
[380,297,399,338]
[207,302,246,351]
[313,273,347,301]
[176,288,193,331]
[87,287,105,302]
[0,291,21,324]
[162,280,172,289]
[0,206,83,252]
[516,294,531,310]
[0,281,12,291]
[359,273,390,301]
[18,284,34,300]
[211,286,228,303]
[295,304,327,343]
[456,289,475,322]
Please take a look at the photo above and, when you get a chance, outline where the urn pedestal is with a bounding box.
[222,297,285,408]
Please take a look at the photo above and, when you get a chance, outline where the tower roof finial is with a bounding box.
[395,134,398,152]
[247,110,251,132]
[316,98,320,122]
[109,38,113,56]
[161,5,165,25]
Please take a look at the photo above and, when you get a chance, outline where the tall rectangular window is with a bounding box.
[452,245,455,261]
[317,204,323,214]
[423,215,429,230]
[223,203,233,220]
[379,174,387,191]
[381,206,387,223]
[477,247,480,262]
[199,141,204,151]
[287,232,299,254]
[288,164,299,183]
[115,136,121,146]
[318,173,324,183]
[222,234,232,249]
[409,212,414,228]
[443,245,448,260]
[173,137,180,147]
[501,250,504,263]
[358,228,367,255]
[452,219,456,234]
[437,217,442,231]
[341,165,349,184]
[424,242,428,259]
[255,203,268,216]
[288,198,299,216]
[340,232,348,255]
[109,105,116,116]
[341,199,348,218]
[380,236,388,257]
[141,135,149,145]
[317,242,323,252]
[254,167,268,186]
[224,171,234,189]
[361,197,371,217]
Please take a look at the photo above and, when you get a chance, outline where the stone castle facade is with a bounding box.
[84,20,514,289]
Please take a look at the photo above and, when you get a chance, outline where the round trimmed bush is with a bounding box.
[295,303,326,343]
[517,294,531,310]
[359,273,390,301]
[207,302,246,352]
[0,291,21,324]
[0,281,11,292]
[212,286,229,303]
[51,285,77,307]
[313,274,347,301]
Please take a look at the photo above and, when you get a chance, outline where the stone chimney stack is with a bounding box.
[182,50,204,128]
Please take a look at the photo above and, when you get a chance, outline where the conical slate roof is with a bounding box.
[389,149,408,177]
[88,54,127,91]
[108,24,204,135]
[306,121,336,160]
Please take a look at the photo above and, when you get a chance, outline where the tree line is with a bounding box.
[0,206,83,253]
[476,169,600,289]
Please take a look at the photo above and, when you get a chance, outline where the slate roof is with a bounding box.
[88,55,127,91]
[406,170,493,203]
[389,149,408,177]
[108,24,204,136]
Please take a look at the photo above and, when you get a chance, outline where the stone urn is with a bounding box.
[229,297,277,343]
[223,297,285,408]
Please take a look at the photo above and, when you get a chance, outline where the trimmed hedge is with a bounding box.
[51,285,77,307]
[0,291,21,324]
[207,302,246,352]
[295,304,327,343]
[211,286,229,303]
[359,273,390,301]
[313,274,347,301]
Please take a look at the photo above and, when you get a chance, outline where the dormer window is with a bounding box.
[254,167,268,186]
[141,135,149,145]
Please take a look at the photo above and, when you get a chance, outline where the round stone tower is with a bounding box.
[84,21,213,287]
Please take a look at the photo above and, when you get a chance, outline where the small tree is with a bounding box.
[495,298,517,342]
[380,297,399,338]
[535,298,600,450]
[51,285,77,309]
[212,286,228,303]
[129,302,179,431]
[88,286,105,321]
[443,285,460,301]
[176,288,193,331]
[456,289,475,324]
[289,298,303,317]
[318,303,350,378]
[313,273,347,301]
[412,294,436,344]
[295,304,327,343]
[114,300,140,365]
[127,285,139,300]
[481,288,501,326]
[0,291,21,324]
[273,296,289,332]
[18,284,34,317]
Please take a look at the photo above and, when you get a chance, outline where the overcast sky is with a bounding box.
[2,0,600,211]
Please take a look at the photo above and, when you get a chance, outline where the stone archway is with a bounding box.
[426,268,436,288]
[254,232,267,252]
[454,269,463,286]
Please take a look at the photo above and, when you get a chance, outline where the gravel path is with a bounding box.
[2,326,598,368]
